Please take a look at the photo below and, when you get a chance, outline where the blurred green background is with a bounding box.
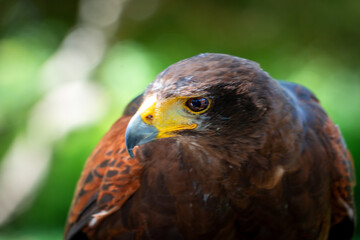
[0,0,359,239]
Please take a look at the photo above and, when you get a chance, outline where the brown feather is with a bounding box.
[64,53,355,240]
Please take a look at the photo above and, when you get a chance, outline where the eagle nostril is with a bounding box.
[145,114,153,121]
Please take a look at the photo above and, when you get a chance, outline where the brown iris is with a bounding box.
[185,97,210,113]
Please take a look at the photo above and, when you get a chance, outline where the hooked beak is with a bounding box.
[125,112,159,158]
[124,95,199,158]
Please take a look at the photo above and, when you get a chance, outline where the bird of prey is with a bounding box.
[64,53,355,240]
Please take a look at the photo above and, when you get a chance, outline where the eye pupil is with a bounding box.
[186,97,209,112]
[192,99,202,108]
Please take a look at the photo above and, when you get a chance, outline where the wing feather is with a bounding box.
[325,118,355,239]
[65,96,143,240]
[282,81,355,238]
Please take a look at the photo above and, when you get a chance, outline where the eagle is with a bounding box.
[64,53,355,240]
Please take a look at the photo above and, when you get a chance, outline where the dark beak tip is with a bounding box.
[125,130,134,158]
[125,112,159,159]
[127,148,135,158]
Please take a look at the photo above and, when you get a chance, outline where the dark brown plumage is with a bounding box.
[64,53,355,240]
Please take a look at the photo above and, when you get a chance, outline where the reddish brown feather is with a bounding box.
[325,118,355,226]
[65,116,143,238]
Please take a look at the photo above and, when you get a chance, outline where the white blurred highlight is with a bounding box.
[0,137,51,224]
[0,0,128,226]
[80,0,124,27]
[28,81,107,144]
[41,27,106,89]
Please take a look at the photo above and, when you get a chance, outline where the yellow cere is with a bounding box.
[139,95,198,139]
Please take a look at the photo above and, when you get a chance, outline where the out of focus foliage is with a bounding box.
[0,0,359,239]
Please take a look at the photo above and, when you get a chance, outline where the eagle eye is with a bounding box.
[185,97,210,113]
